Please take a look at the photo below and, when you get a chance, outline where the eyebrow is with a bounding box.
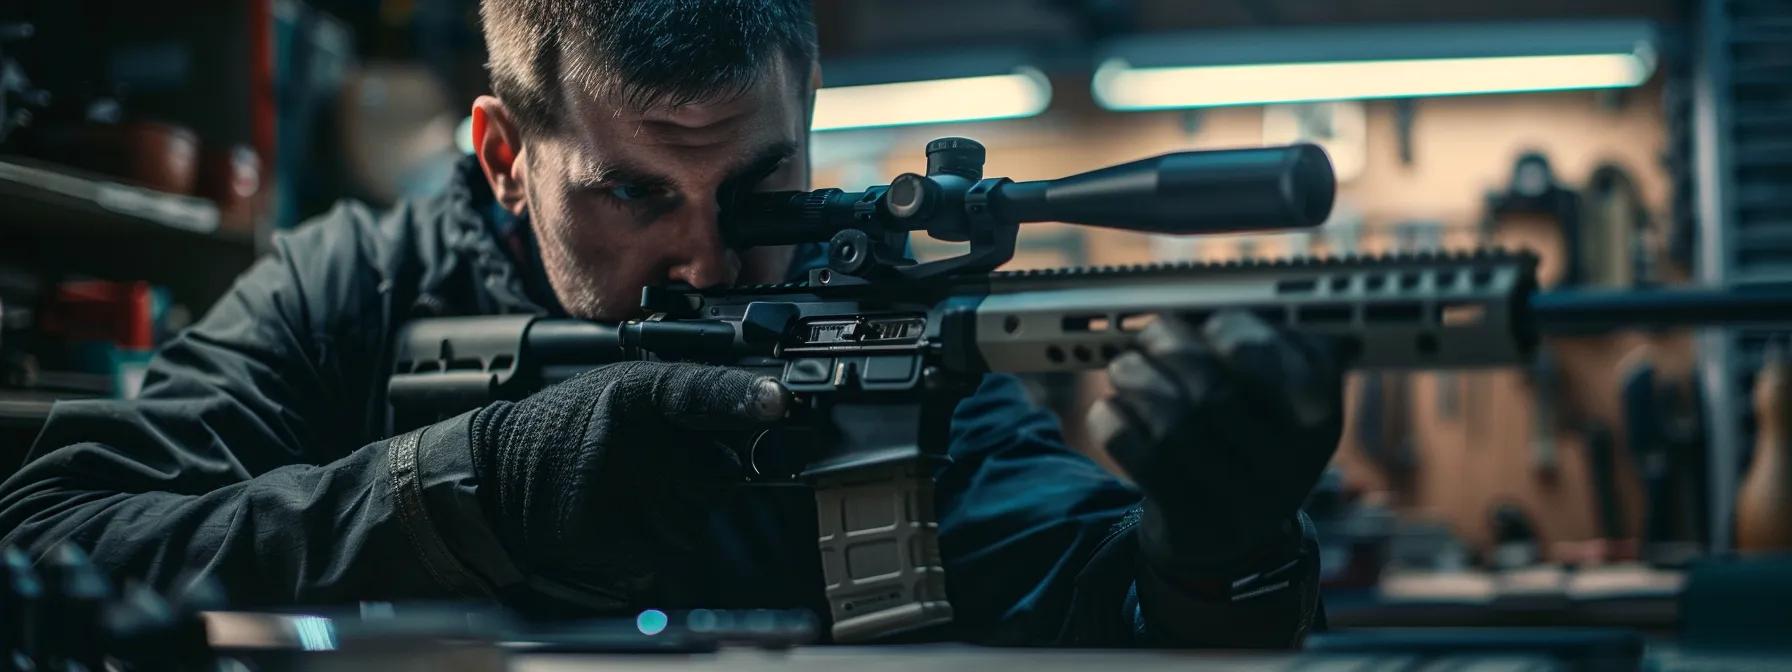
[721,141,799,191]
[571,141,798,194]
[570,161,672,192]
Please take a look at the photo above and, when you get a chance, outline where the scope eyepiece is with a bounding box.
[885,173,934,220]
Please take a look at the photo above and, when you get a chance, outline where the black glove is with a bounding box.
[1088,310,1343,581]
[469,361,789,606]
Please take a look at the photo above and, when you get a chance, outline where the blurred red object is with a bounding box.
[30,121,199,194]
[39,280,154,349]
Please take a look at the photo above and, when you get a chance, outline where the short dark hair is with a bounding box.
[481,0,818,137]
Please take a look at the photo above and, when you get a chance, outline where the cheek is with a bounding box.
[535,192,628,258]
[530,190,635,284]
[525,184,578,247]
[551,201,669,283]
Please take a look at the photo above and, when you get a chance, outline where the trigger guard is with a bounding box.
[745,427,814,482]
[747,429,775,479]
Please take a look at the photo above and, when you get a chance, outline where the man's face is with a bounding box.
[500,57,809,320]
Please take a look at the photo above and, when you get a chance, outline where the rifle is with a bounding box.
[386,137,1792,642]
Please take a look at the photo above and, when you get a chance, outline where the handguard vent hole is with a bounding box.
[1073,345,1093,363]
[1440,303,1487,326]
[1365,303,1424,323]
[1276,278,1318,294]
[1062,315,1111,332]
[1047,346,1066,364]
[1119,313,1157,332]
[1299,305,1354,324]
[1416,333,1440,356]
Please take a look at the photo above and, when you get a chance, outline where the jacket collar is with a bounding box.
[442,156,566,316]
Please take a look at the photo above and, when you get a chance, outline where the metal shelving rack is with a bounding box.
[0,157,260,450]
[0,156,256,311]
[1689,0,1792,551]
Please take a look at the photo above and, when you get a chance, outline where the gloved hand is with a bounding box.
[468,361,789,605]
[1087,309,1343,582]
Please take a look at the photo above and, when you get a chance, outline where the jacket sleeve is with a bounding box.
[935,374,1321,647]
[0,208,514,607]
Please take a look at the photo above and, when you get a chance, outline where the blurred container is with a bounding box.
[38,280,165,398]
[198,144,262,233]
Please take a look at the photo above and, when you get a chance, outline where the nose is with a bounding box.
[664,203,741,289]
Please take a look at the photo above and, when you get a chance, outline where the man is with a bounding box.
[0,0,1342,647]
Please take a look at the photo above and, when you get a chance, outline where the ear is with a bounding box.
[472,95,529,216]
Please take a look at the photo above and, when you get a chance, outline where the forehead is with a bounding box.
[555,56,806,169]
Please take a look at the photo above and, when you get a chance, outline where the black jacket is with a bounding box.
[0,158,1318,646]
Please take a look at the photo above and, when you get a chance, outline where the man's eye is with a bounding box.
[609,183,654,202]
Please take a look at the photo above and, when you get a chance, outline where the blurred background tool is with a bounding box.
[1736,342,1792,553]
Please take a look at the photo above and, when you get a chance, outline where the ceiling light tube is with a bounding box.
[1092,20,1657,111]
[1095,52,1654,110]
[812,68,1052,132]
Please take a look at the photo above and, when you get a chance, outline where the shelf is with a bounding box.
[0,396,56,428]
[0,156,253,244]
[0,387,92,429]
[0,156,258,310]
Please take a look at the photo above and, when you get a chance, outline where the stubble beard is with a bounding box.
[525,188,611,321]
[537,225,609,320]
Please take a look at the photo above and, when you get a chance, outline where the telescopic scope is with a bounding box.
[725,137,1335,249]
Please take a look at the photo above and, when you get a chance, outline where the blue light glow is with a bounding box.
[290,615,338,651]
[636,609,669,636]
[456,116,475,154]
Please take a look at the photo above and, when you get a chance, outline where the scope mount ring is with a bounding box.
[896,176,1016,280]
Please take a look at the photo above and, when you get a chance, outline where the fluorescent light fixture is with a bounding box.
[1093,20,1657,111]
[1096,53,1654,110]
[812,68,1051,132]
